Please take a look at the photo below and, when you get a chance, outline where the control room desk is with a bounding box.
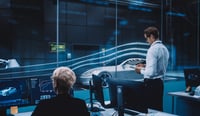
[99,108,177,116]
[14,108,177,116]
[168,91,200,116]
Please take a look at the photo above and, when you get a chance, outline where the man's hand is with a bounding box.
[136,63,145,67]
[135,63,145,74]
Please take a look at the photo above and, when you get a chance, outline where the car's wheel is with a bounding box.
[98,71,112,88]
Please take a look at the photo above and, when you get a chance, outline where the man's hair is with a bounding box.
[144,26,159,39]
[51,67,76,94]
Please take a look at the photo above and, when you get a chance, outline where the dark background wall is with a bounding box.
[0,0,199,69]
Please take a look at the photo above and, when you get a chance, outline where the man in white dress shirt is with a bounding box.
[135,26,169,111]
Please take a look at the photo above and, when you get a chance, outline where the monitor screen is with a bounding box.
[0,78,31,108]
[29,75,56,105]
[0,74,74,116]
[92,74,105,106]
[29,75,74,105]
[184,68,200,88]
[108,78,147,113]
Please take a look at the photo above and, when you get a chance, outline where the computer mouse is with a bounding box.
[189,91,195,96]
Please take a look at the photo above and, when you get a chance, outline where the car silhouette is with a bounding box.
[79,58,146,87]
[0,87,17,96]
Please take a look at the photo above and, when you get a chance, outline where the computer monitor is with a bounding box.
[0,77,31,115]
[29,75,74,105]
[184,68,200,92]
[92,74,105,106]
[108,78,147,113]
[29,75,56,104]
[88,75,106,112]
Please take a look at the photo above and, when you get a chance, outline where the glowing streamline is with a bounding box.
[69,47,147,68]
[0,42,148,78]
[72,52,147,70]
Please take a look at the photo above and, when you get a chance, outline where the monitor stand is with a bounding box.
[117,86,124,116]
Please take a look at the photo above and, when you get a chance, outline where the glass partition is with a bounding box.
[164,0,199,70]
[0,0,199,87]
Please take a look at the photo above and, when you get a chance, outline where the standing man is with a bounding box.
[135,26,169,111]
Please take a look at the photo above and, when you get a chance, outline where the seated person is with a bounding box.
[31,66,90,116]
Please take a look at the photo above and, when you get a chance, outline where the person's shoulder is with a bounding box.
[68,97,88,108]
[70,97,86,103]
[36,98,53,105]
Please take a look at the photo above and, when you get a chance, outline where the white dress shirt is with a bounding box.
[141,40,169,79]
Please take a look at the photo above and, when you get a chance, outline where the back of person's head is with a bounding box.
[51,66,76,94]
[144,26,159,39]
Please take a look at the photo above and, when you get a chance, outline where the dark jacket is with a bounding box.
[31,94,90,116]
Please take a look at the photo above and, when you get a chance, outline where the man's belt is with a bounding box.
[144,75,164,82]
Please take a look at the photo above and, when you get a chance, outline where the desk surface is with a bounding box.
[100,108,178,116]
[168,91,200,116]
[168,91,200,101]
[14,109,177,116]
[14,112,32,116]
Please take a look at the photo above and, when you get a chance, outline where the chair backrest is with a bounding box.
[92,74,105,106]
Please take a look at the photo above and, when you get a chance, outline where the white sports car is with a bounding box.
[79,58,146,87]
